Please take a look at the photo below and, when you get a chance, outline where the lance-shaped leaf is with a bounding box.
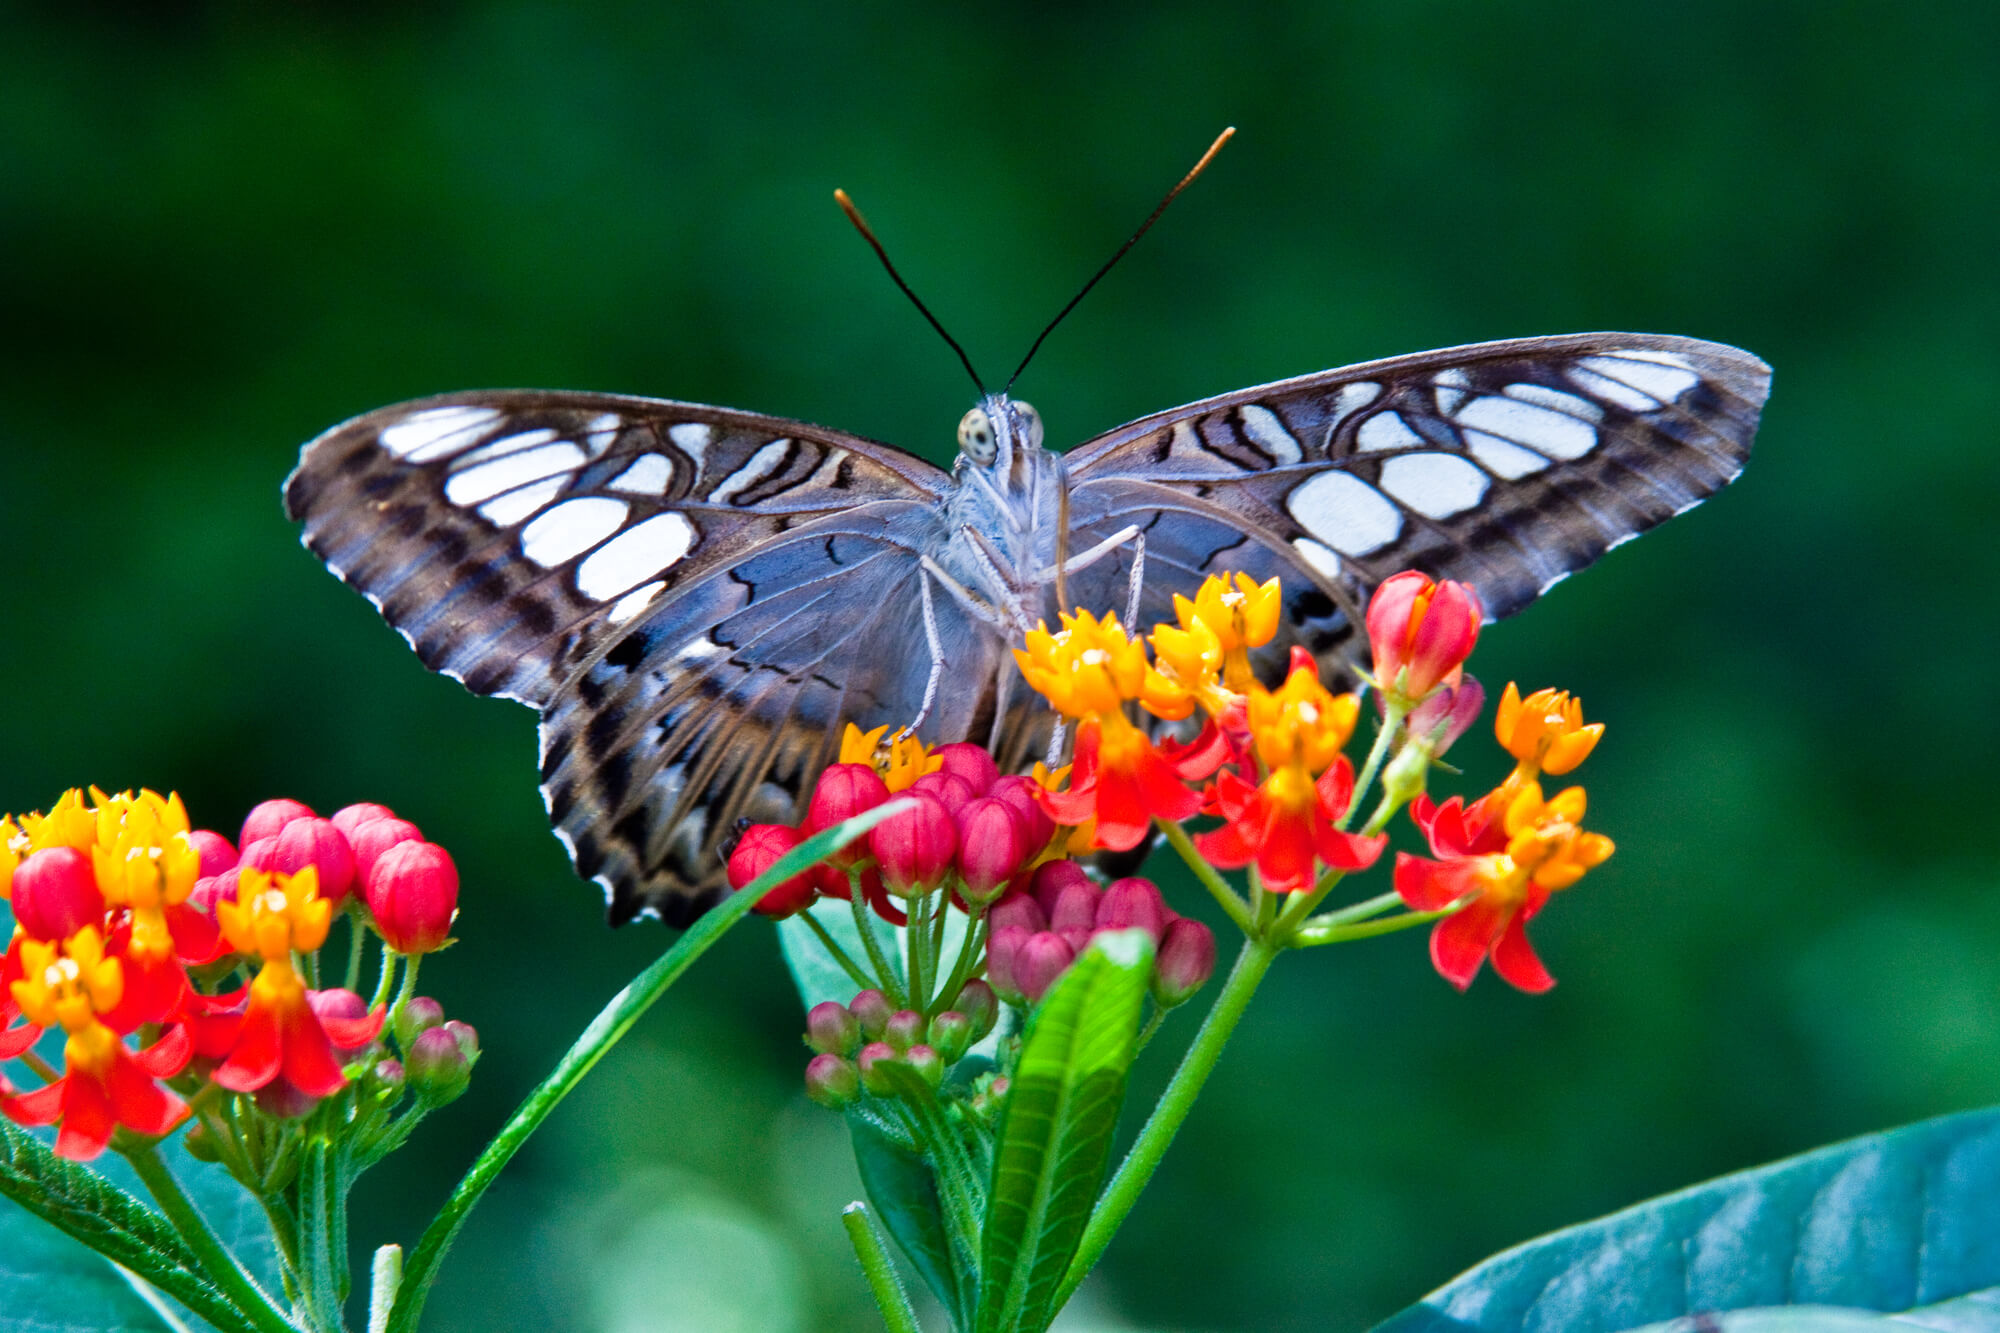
[1372,1106,2000,1333]
[976,929,1152,1333]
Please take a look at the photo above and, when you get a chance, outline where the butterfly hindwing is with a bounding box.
[1061,333,1770,673]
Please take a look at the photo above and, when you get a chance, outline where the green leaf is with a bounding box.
[1613,1288,2000,1331]
[1371,1106,2000,1333]
[975,929,1152,1333]
[850,1113,973,1329]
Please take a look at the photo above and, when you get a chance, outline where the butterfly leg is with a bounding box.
[918,555,1016,633]
[1034,523,1148,625]
[891,569,948,744]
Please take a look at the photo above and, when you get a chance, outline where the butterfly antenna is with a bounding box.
[835,188,986,395]
[1006,126,1235,391]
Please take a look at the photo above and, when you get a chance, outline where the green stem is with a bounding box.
[121,1142,298,1333]
[1343,701,1408,831]
[299,1142,344,1331]
[1155,818,1254,936]
[849,874,908,1006]
[905,885,930,1012]
[842,1203,922,1333]
[930,915,988,1018]
[343,914,367,994]
[385,801,911,1333]
[368,947,399,1014]
[388,953,422,1032]
[800,910,875,993]
[1055,936,1279,1308]
[1298,889,1403,931]
[1294,905,1456,946]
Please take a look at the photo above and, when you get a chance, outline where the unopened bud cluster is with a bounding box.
[801,981,1000,1110]
[987,863,1215,1007]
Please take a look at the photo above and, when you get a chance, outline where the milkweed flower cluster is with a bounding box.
[2,789,468,1160]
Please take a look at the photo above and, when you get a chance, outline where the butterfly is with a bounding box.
[286,328,1768,927]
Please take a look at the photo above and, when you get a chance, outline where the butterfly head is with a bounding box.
[956,396,1044,472]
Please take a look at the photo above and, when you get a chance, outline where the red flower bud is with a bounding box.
[955,798,1029,904]
[348,818,424,882]
[805,1001,860,1056]
[254,1079,322,1120]
[1365,571,1483,701]
[1406,676,1487,756]
[856,1041,901,1095]
[189,868,240,921]
[1095,878,1169,946]
[1046,879,1102,936]
[955,979,998,1038]
[848,989,893,1039]
[239,798,315,849]
[909,771,978,816]
[869,792,958,896]
[237,837,278,871]
[330,803,400,837]
[989,776,1056,858]
[726,824,817,919]
[805,1053,861,1108]
[1015,932,1076,1004]
[929,1010,973,1062]
[1154,918,1217,1007]
[802,764,892,865]
[186,830,238,878]
[987,926,1031,1003]
[931,743,999,795]
[884,1009,926,1051]
[271,817,357,907]
[904,1044,945,1087]
[1029,859,1093,919]
[366,841,459,954]
[987,891,1048,937]
[10,847,104,941]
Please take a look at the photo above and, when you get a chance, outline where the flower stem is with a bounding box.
[368,947,400,1013]
[1054,935,1279,1310]
[849,876,908,1007]
[1343,701,1408,832]
[384,802,911,1333]
[344,913,367,994]
[121,1142,297,1333]
[842,1202,922,1333]
[1155,818,1254,936]
[1294,905,1455,946]
[800,911,875,993]
[389,953,422,1031]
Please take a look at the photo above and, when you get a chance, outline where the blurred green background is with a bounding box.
[4,2,1997,1330]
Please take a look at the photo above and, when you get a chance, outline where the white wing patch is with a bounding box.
[709,440,791,504]
[575,513,698,599]
[1333,382,1382,427]
[380,406,502,462]
[606,581,665,624]
[1569,351,1702,411]
[1357,411,1425,454]
[1291,536,1343,581]
[668,422,713,462]
[1379,453,1490,519]
[1287,471,1402,555]
[521,497,630,567]
[445,441,587,506]
[1433,368,1471,417]
[609,453,674,496]
[1238,405,1303,465]
[1456,392,1598,462]
[479,476,568,526]
[1465,434,1550,480]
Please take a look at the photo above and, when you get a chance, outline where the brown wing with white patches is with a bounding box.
[285,390,960,923]
[1062,334,1769,677]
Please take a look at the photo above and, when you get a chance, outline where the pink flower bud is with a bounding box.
[348,818,424,882]
[186,830,238,878]
[1047,879,1101,935]
[1406,676,1487,756]
[10,847,104,941]
[884,1009,927,1051]
[237,836,278,871]
[954,979,998,1038]
[904,1044,945,1087]
[805,1053,860,1107]
[857,1041,901,1095]
[726,824,816,918]
[406,1025,474,1104]
[1058,926,1096,954]
[931,743,999,795]
[393,995,447,1051]
[806,1001,860,1056]
[271,817,357,907]
[1029,859,1093,918]
[309,987,371,1024]
[955,798,1029,904]
[1154,918,1217,1007]
[331,803,400,837]
[869,792,958,896]
[929,1010,972,1062]
[909,771,978,816]
[989,775,1057,857]
[1015,932,1076,1004]
[1095,878,1169,946]
[987,890,1047,937]
[366,841,459,954]
[802,764,892,865]
[239,798,315,849]
[189,868,240,921]
[848,989,893,1039]
[254,1079,322,1120]
[986,926,1031,1003]
[1365,572,1482,701]
[441,1018,479,1061]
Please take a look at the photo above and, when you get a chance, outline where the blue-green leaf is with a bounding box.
[975,929,1152,1333]
[850,1113,972,1329]
[1372,1107,2000,1333]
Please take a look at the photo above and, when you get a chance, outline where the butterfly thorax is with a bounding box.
[935,394,1066,632]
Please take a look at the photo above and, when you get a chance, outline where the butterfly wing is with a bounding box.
[285,390,977,924]
[1059,334,1770,676]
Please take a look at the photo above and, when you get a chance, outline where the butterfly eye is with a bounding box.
[958,407,997,464]
[1011,401,1045,451]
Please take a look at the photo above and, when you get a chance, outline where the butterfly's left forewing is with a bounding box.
[286,390,970,923]
[1060,333,1770,674]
